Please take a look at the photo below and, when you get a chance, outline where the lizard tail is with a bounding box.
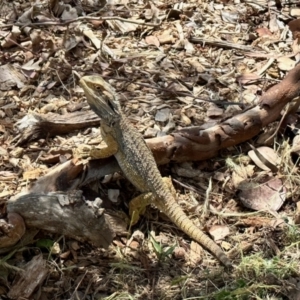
[157,199,232,268]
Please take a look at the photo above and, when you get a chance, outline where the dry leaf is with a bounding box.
[184,39,195,54]
[290,8,300,17]
[269,14,280,33]
[209,225,230,241]
[108,189,120,203]
[82,29,101,49]
[0,171,18,180]
[64,35,81,52]
[189,241,203,265]
[238,73,260,84]
[0,64,26,90]
[238,177,286,212]
[220,241,231,251]
[155,108,170,122]
[23,168,43,180]
[180,113,191,125]
[1,26,21,48]
[106,19,139,33]
[173,247,186,259]
[277,57,296,71]
[207,104,224,118]
[232,164,254,188]
[157,30,175,44]
[60,4,78,20]
[248,146,279,172]
[128,240,140,249]
[256,27,273,37]
[145,36,160,48]
[0,190,13,198]
[221,10,239,24]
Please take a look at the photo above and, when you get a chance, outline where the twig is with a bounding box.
[55,70,71,96]
[189,37,256,52]
[210,207,262,217]
[256,58,275,76]
[202,177,212,218]
[107,76,245,107]
[0,16,160,29]
[265,96,300,144]
[172,178,273,218]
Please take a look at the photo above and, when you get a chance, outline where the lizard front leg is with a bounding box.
[90,133,118,158]
[73,131,119,160]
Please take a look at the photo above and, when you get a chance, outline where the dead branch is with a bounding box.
[6,191,127,248]
[29,158,119,193]
[149,64,300,164]
[7,255,48,300]
[16,110,100,146]
[189,37,255,52]
[16,65,300,166]
[0,16,160,29]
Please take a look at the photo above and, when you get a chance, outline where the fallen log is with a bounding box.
[16,64,300,165]
[4,190,127,250]
[150,63,300,164]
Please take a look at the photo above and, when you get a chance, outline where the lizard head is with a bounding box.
[79,75,121,124]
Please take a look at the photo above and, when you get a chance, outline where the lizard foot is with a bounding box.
[129,192,153,226]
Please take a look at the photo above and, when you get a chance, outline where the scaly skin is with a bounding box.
[79,75,231,268]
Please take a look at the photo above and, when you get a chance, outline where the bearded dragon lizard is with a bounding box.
[79,75,231,268]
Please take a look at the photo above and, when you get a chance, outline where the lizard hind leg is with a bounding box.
[129,192,153,226]
[128,178,176,226]
[162,177,176,198]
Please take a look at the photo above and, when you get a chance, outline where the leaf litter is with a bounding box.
[1,0,300,299]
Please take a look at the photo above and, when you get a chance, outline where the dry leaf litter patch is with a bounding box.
[1,0,300,299]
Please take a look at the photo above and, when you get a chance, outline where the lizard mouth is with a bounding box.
[79,75,120,121]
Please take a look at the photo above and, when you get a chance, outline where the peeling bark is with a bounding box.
[0,213,26,248]
[7,254,48,299]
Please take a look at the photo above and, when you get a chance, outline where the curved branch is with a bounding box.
[149,64,300,164]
